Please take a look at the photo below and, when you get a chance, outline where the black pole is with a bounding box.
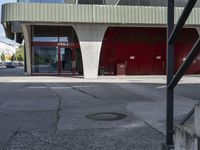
[166,0,174,148]
[24,44,27,73]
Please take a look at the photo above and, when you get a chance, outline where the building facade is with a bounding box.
[1,0,200,78]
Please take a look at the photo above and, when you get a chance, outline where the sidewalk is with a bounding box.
[0,75,199,149]
[0,74,200,84]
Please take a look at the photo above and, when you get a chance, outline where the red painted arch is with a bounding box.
[99,27,200,75]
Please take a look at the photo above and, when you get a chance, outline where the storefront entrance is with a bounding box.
[32,45,82,75]
[59,47,72,74]
[31,25,83,76]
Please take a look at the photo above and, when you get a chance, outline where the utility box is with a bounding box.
[117,63,126,75]
[99,66,105,75]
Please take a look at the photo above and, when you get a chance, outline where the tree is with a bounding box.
[1,53,5,61]
[11,54,16,61]
[15,45,24,61]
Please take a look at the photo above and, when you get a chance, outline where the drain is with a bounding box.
[87,112,127,121]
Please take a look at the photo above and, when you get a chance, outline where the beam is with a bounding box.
[168,0,197,44]
[168,37,200,89]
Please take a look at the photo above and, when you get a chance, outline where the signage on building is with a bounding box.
[57,43,68,46]
[130,56,135,60]
[156,56,161,59]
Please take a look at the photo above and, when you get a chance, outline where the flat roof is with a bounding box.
[1,3,200,25]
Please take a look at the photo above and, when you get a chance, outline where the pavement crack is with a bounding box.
[71,87,101,99]
[46,85,62,131]
[54,92,62,131]
[130,113,165,136]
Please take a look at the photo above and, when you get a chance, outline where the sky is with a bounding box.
[0,0,17,44]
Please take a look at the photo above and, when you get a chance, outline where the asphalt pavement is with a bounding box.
[0,67,199,150]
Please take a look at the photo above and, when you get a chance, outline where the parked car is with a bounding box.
[5,62,16,68]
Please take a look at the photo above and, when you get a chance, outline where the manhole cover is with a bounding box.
[87,112,127,121]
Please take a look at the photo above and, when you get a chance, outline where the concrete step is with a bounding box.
[174,104,200,150]
[174,124,199,150]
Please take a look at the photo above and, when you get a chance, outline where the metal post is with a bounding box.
[166,0,174,148]
[24,44,27,73]
[164,0,197,149]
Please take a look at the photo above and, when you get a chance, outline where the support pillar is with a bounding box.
[21,25,31,75]
[74,24,107,78]
[166,0,174,148]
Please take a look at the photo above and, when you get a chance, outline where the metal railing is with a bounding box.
[164,0,200,149]
[179,107,195,126]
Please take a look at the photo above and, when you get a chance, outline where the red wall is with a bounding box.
[99,27,200,75]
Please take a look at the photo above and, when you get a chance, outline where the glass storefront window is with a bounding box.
[32,46,58,73]
[32,26,78,43]
[78,0,104,4]
[60,48,72,72]
[33,37,59,42]
[31,26,83,75]
[59,37,69,42]
[18,0,64,3]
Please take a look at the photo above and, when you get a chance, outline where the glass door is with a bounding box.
[32,46,58,74]
[59,47,72,74]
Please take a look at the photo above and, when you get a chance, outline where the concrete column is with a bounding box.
[21,25,31,75]
[74,24,107,78]
[194,104,200,137]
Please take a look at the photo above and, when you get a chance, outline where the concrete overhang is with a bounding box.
[1,3,200,40]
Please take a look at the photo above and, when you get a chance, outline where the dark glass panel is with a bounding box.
[78,0,104,4]
[75,48,83,74]
[32,26,59,42]
[60,48,72,73]
[32,26,78,43]
[58,27,77,43]
[33,26,59,37]
[118,0,138,5]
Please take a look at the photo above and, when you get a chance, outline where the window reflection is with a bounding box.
[18,0,64,3]
[33,37,58,42]
[32,26,78,43]
[59,37,69,42]
[32,46,58,73]
[60,48,72,72]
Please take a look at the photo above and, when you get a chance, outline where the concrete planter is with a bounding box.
[194,104,200,137]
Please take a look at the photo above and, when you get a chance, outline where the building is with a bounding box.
[0,41,19,61]
[1,0,200,78]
